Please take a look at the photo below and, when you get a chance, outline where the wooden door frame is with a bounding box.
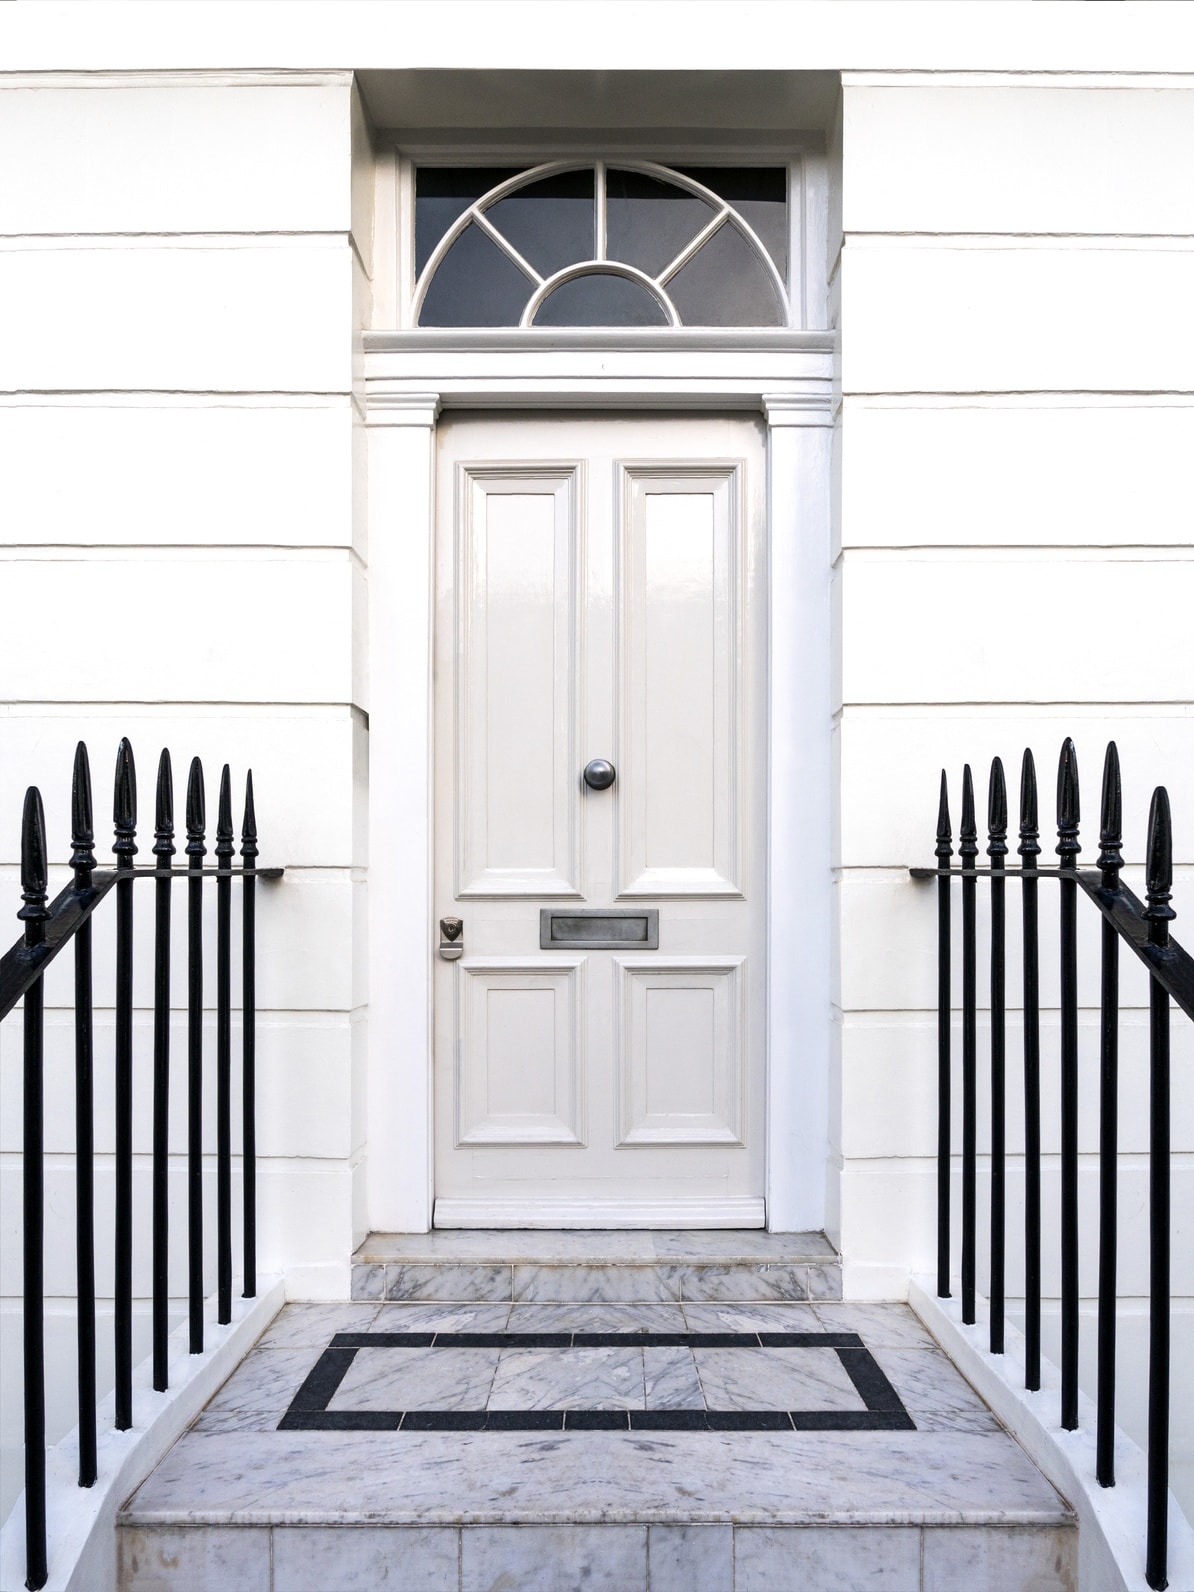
[363,331,835,1234]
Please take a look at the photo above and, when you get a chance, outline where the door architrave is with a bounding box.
[363,331,835,1235]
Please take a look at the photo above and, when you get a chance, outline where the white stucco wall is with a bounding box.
[0,72,370,1519]
[831,75,1194,1512]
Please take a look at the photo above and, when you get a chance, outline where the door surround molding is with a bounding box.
[364,336,835,1234]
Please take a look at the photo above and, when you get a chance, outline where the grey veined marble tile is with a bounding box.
[648,1524,734,1592]
[385,1262,513,1302]
[257,1302,382,1349]
[643,1347,704,1410]
[811,1303,938,1350]
[370,1302,513,1333]
[461,1524,647,1592]
[511,1263,682,1302]
[735,1525,922,1591]
[120,1525,272,1591]
[869,1346,993,1421]
[330,1346,500,1412]
[489,1346,646,1410]
[506,1302,687,1333]
[693,1346,864,1413]
[203,1346,326,1415]
[679,1263,811,1302]
[681,1302,823,1333]
[272,1525,461,1591]
[351,1263,386,1301]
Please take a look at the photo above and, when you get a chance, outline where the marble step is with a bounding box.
[118,1299,1077,1592]
[351,1228,843,1305]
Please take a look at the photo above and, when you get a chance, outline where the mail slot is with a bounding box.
[540,909,660,950]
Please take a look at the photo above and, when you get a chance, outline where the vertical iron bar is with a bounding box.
[20,788,49,1591]
[1019,749,1042,1391]
[151,751,174,1392]
[216,766,234,1324]
[1144,788,1173,1592]
[935,772,953,1299]
[988,758,1008,1354]
[241,772,258,1300]
[186,759,206,1354]
[113,738,137,1431]
[1057,737,1081,1431]
[1097,742,1123,1488]
[960,766,978,1325]
[71,744,97,1487]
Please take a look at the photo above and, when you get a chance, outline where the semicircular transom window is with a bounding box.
[414,162,790,329]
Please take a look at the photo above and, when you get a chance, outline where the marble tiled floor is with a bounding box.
[120,1301,1077,1590]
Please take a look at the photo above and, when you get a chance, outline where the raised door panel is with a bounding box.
[616,958,745,1145]
[456,959,585,1145]
[456,467,582,896]
[617,466,742,897]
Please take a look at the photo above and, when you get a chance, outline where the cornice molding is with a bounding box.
[364,390,442,427]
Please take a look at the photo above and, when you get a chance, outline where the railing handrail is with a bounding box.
[0,862,282,1021]
[911,862,1194,1022]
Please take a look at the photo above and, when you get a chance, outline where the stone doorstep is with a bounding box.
[350,1229,844,1305]
[119,1520,1079,1592]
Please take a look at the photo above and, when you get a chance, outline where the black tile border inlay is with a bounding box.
[277,1332,916,1434]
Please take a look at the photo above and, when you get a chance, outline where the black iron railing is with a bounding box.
[913,739,1191,1591]
[1,739,281,1592]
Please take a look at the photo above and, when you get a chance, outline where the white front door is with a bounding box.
[433,411,767,1227]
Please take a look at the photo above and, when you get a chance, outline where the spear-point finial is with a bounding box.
[154,748,175,868]
[935,770,952,863]
[19,786,49,945]
[1056,738,1080,868]
[113,737,138,868]
[1145,786,1175,941]
[1018,748,1040,860]
[959,764,979,865]
[241,769,258,863]
[215,764,234,864]
[186,756,206,857]
[71,740,96,886]
[987,757,1008,859]
[1097,741,1123,886]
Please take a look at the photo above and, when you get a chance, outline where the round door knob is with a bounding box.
[583,759,616,791]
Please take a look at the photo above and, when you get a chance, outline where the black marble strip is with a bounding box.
[835,1346,908,1414]
[288,1346,357,1412]
[277,1407,919,1434]
[791,1410,917,1433]
[327,1331,865,1351]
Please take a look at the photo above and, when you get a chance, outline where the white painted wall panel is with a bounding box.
[0,83,351,236]
[0,401,356,549]
[841,242,1194,394]
[839,401,1194,551]
[0,242,352,393]
[0,552,355,704]
[837,707,1194,870]
[844,88,1194,237]
[0,706,364,868]
[839,550,1194,705]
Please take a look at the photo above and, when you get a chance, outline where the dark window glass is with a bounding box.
[415,167,521,277]
[667,221,784,326]
[533,270,669,328]
[675,167,787,278]
[418,222,531,326]
[485,169,596,278]
[606,169,715,278]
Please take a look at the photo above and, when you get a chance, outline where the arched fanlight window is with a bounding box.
[413,162,790,328]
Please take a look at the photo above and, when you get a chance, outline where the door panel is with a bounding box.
[434,413,766,1227]
[456,467,581,897]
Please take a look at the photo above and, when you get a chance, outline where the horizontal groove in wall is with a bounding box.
[0,232,351,252]
[0,391,354,406]
[843,232,1194,251]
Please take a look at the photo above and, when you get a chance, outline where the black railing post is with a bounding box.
[185,759,206,1353]
[19,788,49,1592]
[151,751,174,1392]
[988,757,1008,1355]
[936,771,953,1299]
[112,738,137,1431]
[216,766,234,1324]
[1056,737,1081,1431]
[1019,748,1042,1391]
[960,766,978,1325]
[241,772,258,1300]
[1144,787,1174,1592]
[70,743,98,1487]
[1097,741,1123,1488]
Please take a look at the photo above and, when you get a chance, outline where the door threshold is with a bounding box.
[433,1196,766,1229]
